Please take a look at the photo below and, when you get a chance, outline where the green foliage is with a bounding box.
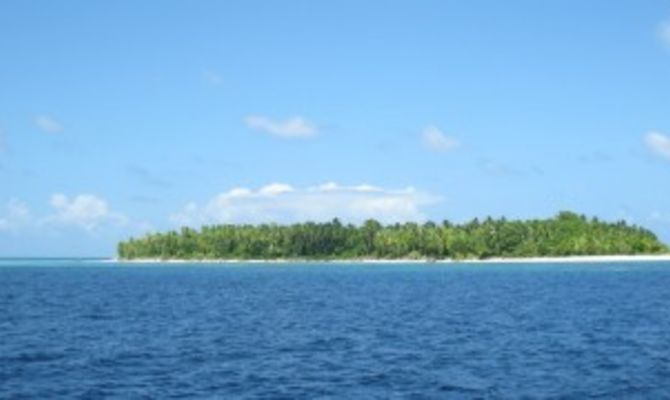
[117,212,669,260]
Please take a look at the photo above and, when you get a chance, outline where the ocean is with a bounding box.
[2,260,670,398]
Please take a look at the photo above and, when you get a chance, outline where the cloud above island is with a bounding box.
[170,182,441,226]
[644,131,670,160]
[421,126,459,152]
[245,115,317,138]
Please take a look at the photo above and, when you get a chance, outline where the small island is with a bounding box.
[117,211,668,261]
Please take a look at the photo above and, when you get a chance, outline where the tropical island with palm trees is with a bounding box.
[117,211,669,261]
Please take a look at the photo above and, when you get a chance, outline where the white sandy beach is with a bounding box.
[457,254,670,264]
[110,254,670,264]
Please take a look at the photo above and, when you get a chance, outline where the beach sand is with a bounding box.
[111,254,670,264]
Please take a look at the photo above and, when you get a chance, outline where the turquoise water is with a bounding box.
[2,260,670,398]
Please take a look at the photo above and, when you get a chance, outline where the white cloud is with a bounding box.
[659,19,670,47]
[8,199,30,219]
[644,131,670,160]
[245,115,317,138]
[259,183,294,196]
[309,182,382,193]
[421,126,459,152]
[47,194,127,230]
[0,195,150,247]
[170,182,441,226]
[315,181,339,192]
[34,115,63,133]
[202,70,223,85]
[0,199,31,231]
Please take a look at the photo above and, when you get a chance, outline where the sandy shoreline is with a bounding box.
[109,254,670,264]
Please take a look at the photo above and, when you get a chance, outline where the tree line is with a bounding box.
[117,211,668,260]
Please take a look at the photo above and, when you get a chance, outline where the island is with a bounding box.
[116,211,668,261]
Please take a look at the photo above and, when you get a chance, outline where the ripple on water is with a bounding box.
[2,261,670,398]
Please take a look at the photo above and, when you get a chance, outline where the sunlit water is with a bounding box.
[2,260,670,398]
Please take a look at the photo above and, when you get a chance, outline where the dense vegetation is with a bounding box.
[117,212,668,260]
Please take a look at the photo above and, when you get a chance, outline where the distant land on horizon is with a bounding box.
[117,211,669,261]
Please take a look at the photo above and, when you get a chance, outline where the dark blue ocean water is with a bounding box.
[2,260,670,399]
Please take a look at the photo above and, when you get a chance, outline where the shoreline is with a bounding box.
[110,254,670,265]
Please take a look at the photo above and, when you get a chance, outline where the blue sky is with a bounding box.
[1,1,670,256]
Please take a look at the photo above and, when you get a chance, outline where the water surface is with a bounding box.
[2,260,670,398]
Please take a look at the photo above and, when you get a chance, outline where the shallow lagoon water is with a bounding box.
[2,260,670,398]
